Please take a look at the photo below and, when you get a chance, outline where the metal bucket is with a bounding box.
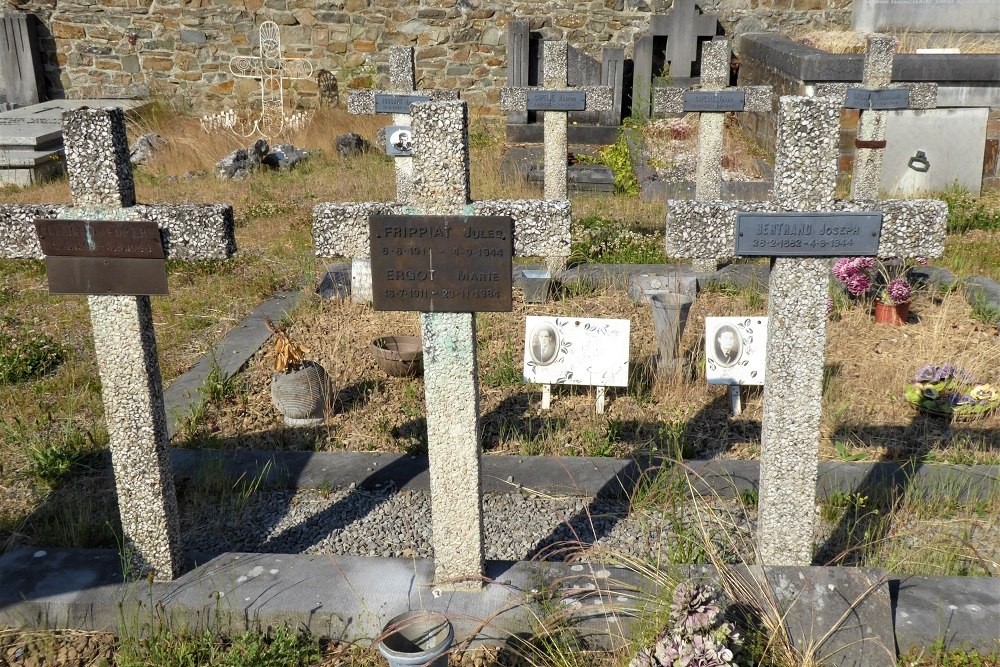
[650,292,694,373]
[378,610,453,667]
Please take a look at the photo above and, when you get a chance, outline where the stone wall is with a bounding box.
[12,0,851,116]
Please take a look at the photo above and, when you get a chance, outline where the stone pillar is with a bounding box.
[692,40,730,273]
[851,35,896,201]
[542,41,569,202]
[389,46,417,206]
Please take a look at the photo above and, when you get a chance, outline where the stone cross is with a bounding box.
[816,34,938,200]
[0,109,236,581]
[665,96,947,565]
[312,100,570,586]
[229,21,314,138]
[346,46,458,206]
[653,39,773,272]
[500,41,614,200]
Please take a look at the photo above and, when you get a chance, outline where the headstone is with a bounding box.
[0,11,45,107]
[881,108,990,196]
[632,0,722,118]
[227,21,314,138]
[317,69,339,107]
[853,0,1000,33]
[0,108,237,581]
[312,100,571,587]
[500,42,613,201]
[653,39,773,271]
[665,95,947,565]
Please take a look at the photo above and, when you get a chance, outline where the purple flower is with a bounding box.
[844,274,871,296]
[827,297,834,314]
[914,365,937,382]
[885,279,912,305]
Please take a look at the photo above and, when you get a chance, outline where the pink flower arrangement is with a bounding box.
[832,256,920,306]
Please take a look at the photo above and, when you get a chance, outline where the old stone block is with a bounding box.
[180,29,207,44]
[52,22,86,40]
[353,39,376,53]
[143,57,173,72]
[121,54,140,73]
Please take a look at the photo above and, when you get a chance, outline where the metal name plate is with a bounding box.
[735,212,883,257]
[526,90,587,111]
[374,94,431,114]
[370,215,513,313]
[683,91,746,112]
[44,257,169,295]
[844,87,910,110]
[34,219,164,258]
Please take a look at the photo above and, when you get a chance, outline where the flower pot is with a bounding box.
[378,611,453,667]
[370,336,423,377]
[874,300,909,325]
[270,360,330,426]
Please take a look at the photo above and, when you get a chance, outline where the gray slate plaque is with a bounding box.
[374,94,431,114]
[370,215,513,313]
[526,90,587,111]
[844,87,910,110]
[735,212,883,257]
[683,91,746,112]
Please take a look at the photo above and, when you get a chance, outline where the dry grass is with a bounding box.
[790,27,1000,54]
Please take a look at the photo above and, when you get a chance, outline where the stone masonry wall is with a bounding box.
[13,0,850,116]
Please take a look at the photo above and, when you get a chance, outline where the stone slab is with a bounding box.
[0,99,149,126]
[964,276,1000,320]
[712,262,770,289]
[0,147,63,167]
[0,124,62,149]
[164,291,299,439]
[627,272,698,305]
[0,159,63,186]
[881,108,990,196]
[316,261,351,300]
[853,0,1000,33]
[893,575,1000,654]
[505,123,619,145]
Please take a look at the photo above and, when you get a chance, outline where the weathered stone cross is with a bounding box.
[500,41,614,201]
[229,21,314,138]
[666,96,947,565]
[312,100,570,586]
[0,108,236,581]
[346,46,458,205]
[653,39,773,272]
[816,34,938,200]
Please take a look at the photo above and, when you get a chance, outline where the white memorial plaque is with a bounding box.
[705,317,768,385]
[522,316,630,387]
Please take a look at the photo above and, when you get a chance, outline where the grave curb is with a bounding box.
[1,548,997,655]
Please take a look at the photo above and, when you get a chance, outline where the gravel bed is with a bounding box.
[181,485,758,563]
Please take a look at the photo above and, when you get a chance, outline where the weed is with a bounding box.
[570,214,665,265]
[0,317,66,385]
[117,623,322,667]
[969,297,1000,326]
[482,345,522,388]
[653,417,693,459]
[738,488,759,509]
[940,185,1000,234]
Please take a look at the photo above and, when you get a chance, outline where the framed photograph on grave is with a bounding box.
[522,316,630,387]
[385,125,413,157]
[705,317,767,385]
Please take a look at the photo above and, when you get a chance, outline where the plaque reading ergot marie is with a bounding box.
[526,90,587,111]
[844,87,910,110]
[374,93,431,115]
[33,219,168,295]
[735,212,883,257]
[370,215,513,312]
[683,91,746,112]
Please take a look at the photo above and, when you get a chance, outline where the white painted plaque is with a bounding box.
[522,316,630,387]
[706,317,767,385]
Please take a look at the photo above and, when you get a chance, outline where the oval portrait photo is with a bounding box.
[388,128,413,154]
[528,323,560,366]
[712,324,742,368]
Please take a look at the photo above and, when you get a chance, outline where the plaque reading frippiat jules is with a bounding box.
[374,93,431,114]
[526,90,587,111]
[683,91,746,112]
[370,215,513,313]
[735,212,883,257]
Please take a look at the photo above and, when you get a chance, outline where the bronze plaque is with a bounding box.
[34,219,164,259]
[370,215,513,313]
[44,257,169,295]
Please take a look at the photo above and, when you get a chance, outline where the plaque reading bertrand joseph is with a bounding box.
[735,212,883,257]
[370,215,513,313]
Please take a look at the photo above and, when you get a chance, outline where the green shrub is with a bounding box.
[0,317,65,384]
[941,186,1000,234]
[570,215,665,265]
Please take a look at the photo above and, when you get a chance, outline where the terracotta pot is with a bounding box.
[370,336,423,377]
[874,300,910,325]
[270,360,330,426]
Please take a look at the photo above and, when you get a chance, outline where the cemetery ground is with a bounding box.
[1,103,1000,666]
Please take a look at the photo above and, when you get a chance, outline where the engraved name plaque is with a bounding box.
[735,212,883,257]
[844,87,910,110]
[374,94,431,114]
[683,91,746,112]
[370,215,513,313]
[526,90,587,111]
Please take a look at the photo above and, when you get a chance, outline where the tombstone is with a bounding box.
[652,39,773,272]
[632,0,723,118]
[814,35,938,201]
[0,11,45,108]
[228,21,314,138]
[665,95,947,565]
[0,108,237,581]
[317,69,339,107]
[853,0,1000,33]
[311,100,572,586]
[500,42,613,201]
[505,21,625,143]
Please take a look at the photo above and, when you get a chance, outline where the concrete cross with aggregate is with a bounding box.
[665,95,948,565]
[0,108,237,581]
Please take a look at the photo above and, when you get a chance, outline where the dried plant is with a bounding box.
[265,318,309,373]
